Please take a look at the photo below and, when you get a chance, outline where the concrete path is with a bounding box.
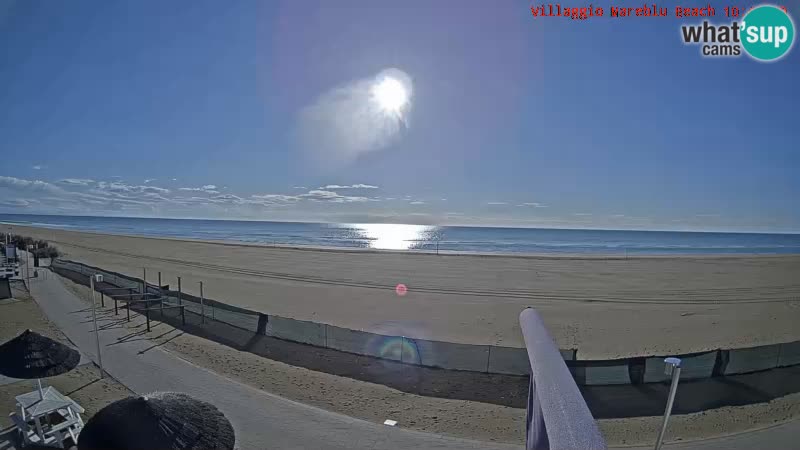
[27,272,520,450]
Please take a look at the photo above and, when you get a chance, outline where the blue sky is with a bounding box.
[0,0,797,232]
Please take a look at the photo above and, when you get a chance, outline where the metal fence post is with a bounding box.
[100,291,105,308]
[158,271,162,291]
[177,277,182,306]
[181,306,185,326]
[142,267,147,295]
[146,307,151,332]
[200,281,205,324]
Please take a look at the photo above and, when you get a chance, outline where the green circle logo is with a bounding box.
[741,5,795,62]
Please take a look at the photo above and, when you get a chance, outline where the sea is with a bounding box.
[1,214,799,255]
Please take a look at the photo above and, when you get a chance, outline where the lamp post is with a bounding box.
[90,274,105,379]
[654,357,682,450]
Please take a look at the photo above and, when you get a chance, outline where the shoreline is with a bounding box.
[6,222,800,260]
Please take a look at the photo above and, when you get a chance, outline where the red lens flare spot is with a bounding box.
[395,283,408,296]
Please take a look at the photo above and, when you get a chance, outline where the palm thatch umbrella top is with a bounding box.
[78,392,236,450]
[0,329,80,379]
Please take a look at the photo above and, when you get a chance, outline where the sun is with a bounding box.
[372,76,409,114]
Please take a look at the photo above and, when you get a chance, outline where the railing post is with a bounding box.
[142,267,147,295]
[146,307,151,333]
[181,306,185,326]
[519,308,606,450]
[114,298,118,316]
[100,291,105,308]
[177,277,182,306]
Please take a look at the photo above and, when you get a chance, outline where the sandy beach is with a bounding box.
[14,224,800,358]
[54,267,800,446]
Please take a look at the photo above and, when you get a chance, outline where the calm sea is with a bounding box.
[1,214,799,255]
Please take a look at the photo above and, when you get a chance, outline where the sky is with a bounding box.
[0,0,798,232]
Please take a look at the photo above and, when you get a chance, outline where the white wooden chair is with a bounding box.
[9,411,81,449]
[10,412,60,447]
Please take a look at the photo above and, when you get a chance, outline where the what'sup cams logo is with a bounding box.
[681,5,795,62]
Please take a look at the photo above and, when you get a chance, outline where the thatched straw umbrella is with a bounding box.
[78,392,235,450]
[0,329,80,398]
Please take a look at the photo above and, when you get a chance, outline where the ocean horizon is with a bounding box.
[2,213,800,255]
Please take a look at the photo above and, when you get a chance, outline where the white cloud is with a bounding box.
[95,182,170,195]
[0,176,62,194]
[171,178,178,181]
[518,202,548,208]
[298,69,412,167]
[0,199,32,207]
[32,165,43,170]
[209,194,245,204]
[58,178,96,186]
[292,186,307,190]
[144,179,156,184]
[0,176,168,212]
[300,189,368,203]
[409,201,425,205]
[319,184,379,190]
[573,213,592,216]
[487,202,508,205]
[251,194,300,203]
[178,185,219,194]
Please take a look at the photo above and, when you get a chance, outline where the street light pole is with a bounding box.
[90,274,105,379]
[654,357,682,450]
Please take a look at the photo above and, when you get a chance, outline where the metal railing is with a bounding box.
[520,308,606,450]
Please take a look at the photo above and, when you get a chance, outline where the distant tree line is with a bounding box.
[6,234,61,258]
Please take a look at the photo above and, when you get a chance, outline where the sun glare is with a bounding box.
[372,76,408,114]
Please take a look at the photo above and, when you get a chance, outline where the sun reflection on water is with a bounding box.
[347,223,439,250]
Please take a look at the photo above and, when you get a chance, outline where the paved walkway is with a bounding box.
[27,272,520,450]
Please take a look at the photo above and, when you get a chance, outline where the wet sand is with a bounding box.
[14,224,800,358]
